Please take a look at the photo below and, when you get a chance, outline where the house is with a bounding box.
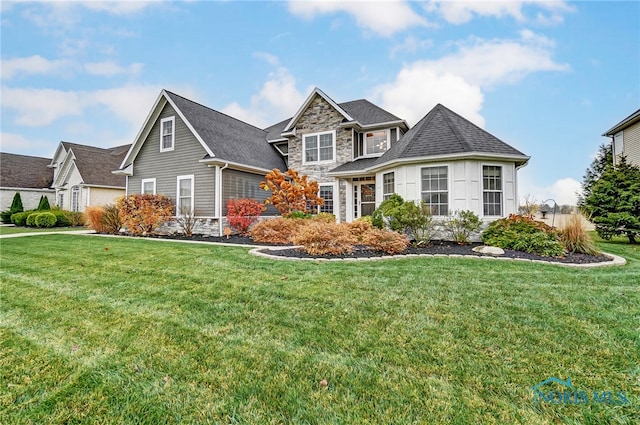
[603,108,640,167]
[116,88,530,236]
[49,142,130,212]
[0,152,55,211]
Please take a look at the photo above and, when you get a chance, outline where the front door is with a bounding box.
[353,180,376,218]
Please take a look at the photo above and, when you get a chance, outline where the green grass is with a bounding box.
[1,234,638,424]
[0,226,83,235]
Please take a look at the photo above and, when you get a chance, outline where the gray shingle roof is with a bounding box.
[166,91,286,170]
[603,108,640,136]
[264,118,289,142]
[1,152,53,189]
[339,99,404,127]
[63,143,129,187]
[374,103,527,166]
[330,157,379,173]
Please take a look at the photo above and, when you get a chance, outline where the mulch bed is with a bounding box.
[132,234,613,264]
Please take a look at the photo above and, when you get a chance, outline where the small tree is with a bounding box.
[117,194,173,236]
[578,143,613,209]
[444,210,482,244]
[175,205,201,237]
[1,192,24,223]
[260,168,323,217]
[581,156,640,243]
[37,195,51,211]
[226,198,264,235]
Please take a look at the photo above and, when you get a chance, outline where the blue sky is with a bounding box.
[1,0,638,205]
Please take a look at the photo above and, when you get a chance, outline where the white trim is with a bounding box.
[317,182,337,216]
[141,178,156,195]
[302,130,336,165]
[481,163,504,218]
[200,157,273,175]
[338,119,409,132]
[363,129,390,157]
[420,164,450,217]
[160,116,175,152]
[176,174,195,216]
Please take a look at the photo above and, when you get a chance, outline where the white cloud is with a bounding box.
[372,30,568,126]
[1,55,72,80]
[84,61,144,77]
[288,0,428,37]
[519,172,582,206]
[0,132,54,156]
[372,68,485,127]
[1,87,86,126]
[426,0,574,25]
[222,66,308,128]
[423,30,569,88]
[390,36,433,58]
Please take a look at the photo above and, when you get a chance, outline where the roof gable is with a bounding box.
[1,152,53,189]
[53,142,128,188]
[283,87,353,132]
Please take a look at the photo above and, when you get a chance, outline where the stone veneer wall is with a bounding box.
[287,94,353,222]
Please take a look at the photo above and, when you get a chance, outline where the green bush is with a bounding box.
[37,195,51,211]
[64,211,85,227]
[444,210,482,244]
[35,212,57,228]
[371,194,405,230]
[397,201,435,245]
[51,210,72,227]
[287,211,312,220]
[26,213,38,227]
[482,214,565,257]
[11,211,33,226]
[1,192,24,223]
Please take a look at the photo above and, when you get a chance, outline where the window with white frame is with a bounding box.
[176,175,194,215]
[421,166,448,215]
[58,193,64,209]
[382,172,395,200]
[304,131,334,163]
[318,184,335,214]
[160,116,175,152]
[365,130,388,155]
[141,178,156,195]
[483,165,503,216]
[71,186,80,212]
[614,131,624,157]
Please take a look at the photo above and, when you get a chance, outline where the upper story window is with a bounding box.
[421,166,448,216]
[365,130,388,155]
[160,116,175,152]
[614,131,624,157]
[303,130,335,164]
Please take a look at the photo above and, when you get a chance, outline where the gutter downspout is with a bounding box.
[217,163,229,236]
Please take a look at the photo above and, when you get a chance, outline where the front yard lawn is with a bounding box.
[1,234,638,424]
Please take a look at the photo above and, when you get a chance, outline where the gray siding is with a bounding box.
[222,169,277,216]
[127,103,217,216]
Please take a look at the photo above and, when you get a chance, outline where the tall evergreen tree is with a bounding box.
[1,192,24,223]
[37,195,51,211]
[582,156,640,243]
[578,143,613,208]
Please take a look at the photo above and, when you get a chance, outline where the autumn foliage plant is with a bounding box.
[117,194,173,236]
[260,168,324,217]
[226,198,265,235]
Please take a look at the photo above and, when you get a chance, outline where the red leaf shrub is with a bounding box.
[84,206,107,233]
[291,221,357,256]
[345,219,374,242]
[362,228,410,254]
[260,168,324,217]
[117,194,173,236]
[226,198,265,235]
[249,217,305,244]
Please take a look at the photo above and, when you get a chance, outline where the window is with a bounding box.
[141,178,156,195]
[318,184,335,214]
[304,131,335,163]
[382,172,394,200]
[614,131,624,157]
[176,175,194,215]
[71,186,80,212]
[58,193,64,209]
[421,166,448,215]
[483,165,503,216]
[160,116,175,152]
[365,130,388,155]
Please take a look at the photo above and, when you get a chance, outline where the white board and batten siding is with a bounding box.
[127,103,217,217]
[376,160,518,220]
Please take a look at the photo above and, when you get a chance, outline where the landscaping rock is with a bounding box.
[472,245,505,256]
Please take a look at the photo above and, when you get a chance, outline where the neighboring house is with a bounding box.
[603,108,640,167]
[0,152,55,211]
[49,142,130,212]
[116,88,529,236]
